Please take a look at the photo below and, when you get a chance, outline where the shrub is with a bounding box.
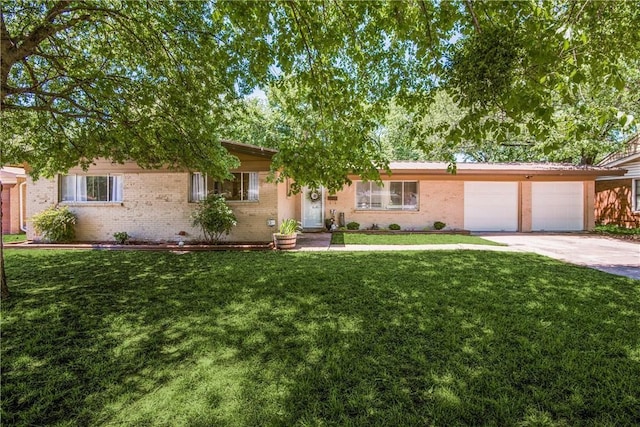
[31,205,77,242]
[113,231,130,244]
[191,194,237,243]
[594,224,640,235]
[433,221,446,230]
[346,221,360,230]
[388,223,401,231]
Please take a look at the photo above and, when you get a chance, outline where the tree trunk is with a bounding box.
[1,181,10,300]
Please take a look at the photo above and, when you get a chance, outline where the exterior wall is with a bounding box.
[276,178,298,226]
[1,178,27,234]
[325,180,464,231]
[520,181,532,232]
[583,181,595,230]
[8,180,24,234]
[595,158,640,228]
[27,160,280,243]
[595,178,640,227]
[26,157,605,239]
[422,181,464,229]
[1,183,12,234]
[323,175,597,232]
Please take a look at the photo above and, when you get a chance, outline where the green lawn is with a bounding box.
[2,250,639,426]
[2,233,26,243]
[331,231,503,246]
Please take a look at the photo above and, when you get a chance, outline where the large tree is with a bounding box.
[2,1,639,299]
[4,1,639,182]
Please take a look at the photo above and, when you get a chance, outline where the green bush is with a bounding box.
[433,221,446,230]
[388,223,401,230]
[191,194,237,243]
[32,205,77,242]
[594,224,640,235]
[346,221,360,230]
[113,231,130,244]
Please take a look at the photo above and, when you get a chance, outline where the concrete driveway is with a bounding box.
[478,233,640,280]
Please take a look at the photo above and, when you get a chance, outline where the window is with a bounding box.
[634,179,640,212]
[190,172,259,202]
[356,181,418,210]
[60,175,123,202]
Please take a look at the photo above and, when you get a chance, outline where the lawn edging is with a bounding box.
[6,241,274,251]
[337,229,471,235]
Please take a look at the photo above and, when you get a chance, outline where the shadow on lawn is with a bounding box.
[2,250,640,426]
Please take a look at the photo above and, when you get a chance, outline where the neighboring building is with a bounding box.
[26,141,624,243]
[596,134,640,228]
[1,166,27,234]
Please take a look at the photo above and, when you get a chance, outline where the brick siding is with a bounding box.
[595,179,640,227]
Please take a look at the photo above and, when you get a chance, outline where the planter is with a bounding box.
[274,233,297,250]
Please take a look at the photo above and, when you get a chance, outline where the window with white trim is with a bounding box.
[190,172,259,202]
[634,179,640,212]
[355,181,418,210]
[60,175,123,202]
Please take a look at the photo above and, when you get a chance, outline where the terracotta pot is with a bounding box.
[274,233,297,250]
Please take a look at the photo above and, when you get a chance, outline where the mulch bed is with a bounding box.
[340,229,471,235]
[7,241,275,251]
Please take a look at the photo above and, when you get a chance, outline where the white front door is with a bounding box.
[302,187,324,229]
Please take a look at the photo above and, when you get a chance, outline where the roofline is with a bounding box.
[362,162,627,178]
[221,139,277,159]
[598,133,640,166]
[600,152,640,168]
[376,168,626,177]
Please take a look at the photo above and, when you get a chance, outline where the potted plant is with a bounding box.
[274,218,301,250]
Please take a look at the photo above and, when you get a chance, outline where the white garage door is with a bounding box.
[464,182,518,231]
[532,182,583,231]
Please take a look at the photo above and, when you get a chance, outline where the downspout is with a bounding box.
[19,181,26,232]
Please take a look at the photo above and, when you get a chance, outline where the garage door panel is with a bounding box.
[464,182,518,231]
[532,182,583,231]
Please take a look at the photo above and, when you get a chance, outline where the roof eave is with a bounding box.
[221,139,277,159]
[376,167,627,177]
[600,152,640,168]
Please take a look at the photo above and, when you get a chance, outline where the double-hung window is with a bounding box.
[190,172,259,202]
[356,181,418,210]
[634,179,640,212]
[60,175,123,202]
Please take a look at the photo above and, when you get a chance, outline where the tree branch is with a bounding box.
[418,1,434,45]
[464,0,482,34]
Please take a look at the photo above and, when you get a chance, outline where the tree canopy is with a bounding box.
[2,0,639,187]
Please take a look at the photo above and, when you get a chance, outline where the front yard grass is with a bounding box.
[2,250,639,426]
[331,231,503,246]
[2,233,26,243]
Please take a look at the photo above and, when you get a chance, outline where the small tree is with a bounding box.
[191,194,237,243]
[31,205,77,242]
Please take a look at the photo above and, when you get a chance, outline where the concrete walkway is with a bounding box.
[295,232,640,280]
